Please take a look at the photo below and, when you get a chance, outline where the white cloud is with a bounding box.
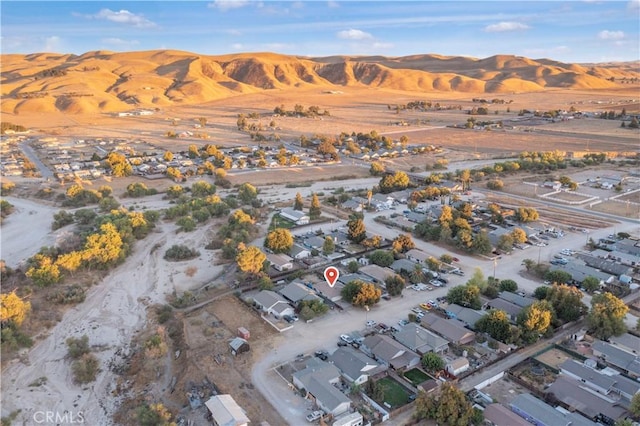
[102,38,140,48]
[327,0,340,8]
[372,41,394,49]
[226,29,242,36]
[44,36,62,52]
[598,30,624,40]
[231,43,244,50]
[628,0,640,10]
[337,29,373,40]
[89,9,156,28]
[208,0,250,11]
[484,21,530,32]
[291,1,304,9]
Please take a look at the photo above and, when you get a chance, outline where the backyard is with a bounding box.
[403,368,430,386]
[376,377,412,408]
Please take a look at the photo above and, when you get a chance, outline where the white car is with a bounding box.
[306,411,324,422]
[340,334,353,344]
[366,320,377,327]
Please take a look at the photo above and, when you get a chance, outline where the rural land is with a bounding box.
[1,50,640,426]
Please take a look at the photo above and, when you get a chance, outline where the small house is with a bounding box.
[205,394,250,426]
[446,357,470,376]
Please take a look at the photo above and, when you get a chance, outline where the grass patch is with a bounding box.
[270,215,295,230]
[285,182,313,188]
[403,368,430,385]
[377,377,411,408]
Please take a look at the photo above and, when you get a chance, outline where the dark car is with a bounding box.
[337,340,348,347]
[315,350,329,360]
[283,315,295,323]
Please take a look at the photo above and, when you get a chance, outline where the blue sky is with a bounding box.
[2,1,639,63]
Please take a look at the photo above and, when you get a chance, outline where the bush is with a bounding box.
[164,245,200,261]
[66,335,90,359]
[71,353,99,384]
[156,305,173,324]
[48,284,86,304]
[487,179,504,190]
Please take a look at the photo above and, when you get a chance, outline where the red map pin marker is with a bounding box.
[324,266,340,288]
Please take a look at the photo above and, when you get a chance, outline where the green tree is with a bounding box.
[466,268,488,292]
[515,207,539,222]
[534,286,549,300]
[191,180,216,197]
[476,309,512,342]
[581,276,600,293]
[587,293,628,340]
[630,392,640,417]
[472,230,493,255]
[499,279,518,292]
[369,250,394,267]
[71,353,99,384]
[26,254,61,287]
[322,236,335,255]
[497,234,514,252]
[347,215,367,243]
[447,284,481,310]
[424,382,475,426]
[384,274,405,296]
[347,261,359,273]
[421,352,445,372]
[264,228,294,253]
[236,245,267,276]
[545,270,572,284]
[294,192,304,211]
[137,403,175,426]
[341,280,364,304]
[237,183,258,205]
[546,284,587,323]
[309,193,321,219]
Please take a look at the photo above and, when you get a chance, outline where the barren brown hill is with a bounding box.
[2,50,638,114]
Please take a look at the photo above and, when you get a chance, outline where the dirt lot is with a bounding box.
[533,347,573,369]
[174,296,285,424]
[589,200,640,219]
[544,191,593,203]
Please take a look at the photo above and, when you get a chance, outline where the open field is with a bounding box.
[533,347,574,370]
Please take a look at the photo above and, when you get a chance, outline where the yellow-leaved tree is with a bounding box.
[0,291,31,326]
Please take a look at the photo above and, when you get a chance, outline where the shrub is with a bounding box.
[48,285,86,304]
[66,335,90,359]
[164,245,200,261]
[487,179,504,190]
[71,353,99,384]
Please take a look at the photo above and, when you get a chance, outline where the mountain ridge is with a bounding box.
[2,50,638,114]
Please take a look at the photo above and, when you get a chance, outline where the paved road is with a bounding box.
[18,141,54,178]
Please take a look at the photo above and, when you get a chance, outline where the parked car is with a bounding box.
[366,320,377,327]
[337,340,348,347]
[436,277,448,284]
[451,269,464,276]
[340,334,353,344]
[314,350,329,360]
[419,303,431,310]
[283,315,295,323]
[398,319,409,327]
[306,411,324,422]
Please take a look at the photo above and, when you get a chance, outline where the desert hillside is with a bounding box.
[1,50,638,114]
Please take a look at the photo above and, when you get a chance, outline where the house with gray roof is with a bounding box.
[498,291,535,308]
[394,323,449,355]
[337,273,372,286]
[546,375,628,423]
[361,334,420,371]
[550,262,612,284]
[486,298,523,322]
[303,235,326,250]
[419,314,476,345]
[610,333,640,355]
[444,304,487,329]
[329,347,387,385]
[252,290,294,319]
[592,340,640,378]
[279,281,321,305]
[405,249,430,264]
[279,207,309,225]
[576,254,632,276]
[205,394,250,426]
[391,258,418,275]
[292,358,351,417]
[559,359,617,395]
[484,403,530,426]
[341,199,364,212]
[266,252,293,272]
[289,243,311,259]
[510,393,597,426]
[359,264,395,284]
